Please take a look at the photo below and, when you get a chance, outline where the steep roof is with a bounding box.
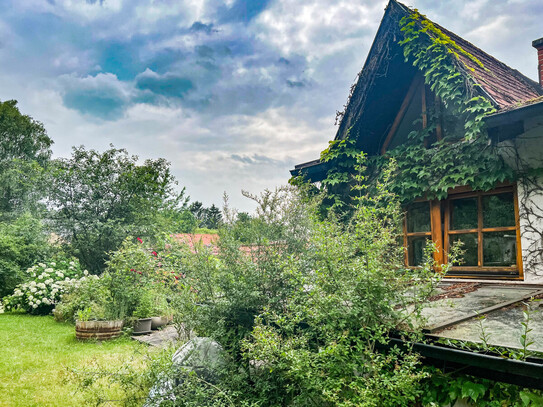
[437,24,543,109]
[291,0,543,179]
[335,0,543,146]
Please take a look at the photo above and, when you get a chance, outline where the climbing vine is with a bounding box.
[297,8,516,216]
[388,10,513,202]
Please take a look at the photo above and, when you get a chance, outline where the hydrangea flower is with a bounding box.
[2,258,86,315]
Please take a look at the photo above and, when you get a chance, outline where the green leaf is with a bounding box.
[461,381,486,402]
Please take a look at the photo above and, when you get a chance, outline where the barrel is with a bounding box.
[75,320,123,341]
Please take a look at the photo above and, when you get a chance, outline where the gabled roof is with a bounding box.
[291,0,543,180]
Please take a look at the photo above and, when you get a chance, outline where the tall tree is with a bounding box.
[48,145,183,274]
[0,100,53,216]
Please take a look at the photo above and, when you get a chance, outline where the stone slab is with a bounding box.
[418,285,541,330]
[132,326,179,347]
[433,301,543,353]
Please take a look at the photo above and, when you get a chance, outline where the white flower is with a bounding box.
[50,262,56,267]
[42,298,50,305]
[69,261,75,266]
[35,299,41,305]
[38,274,44,280]
[45,279,53,285]
[28,295,34,301]
[37,283,46,289]
[38,263,46,268]
[30,287,37,293]
[30,281,37,287]
[83,270,89,276]
[56,271,64,278]
[32,304,38,309]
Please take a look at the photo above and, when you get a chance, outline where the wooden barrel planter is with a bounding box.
[76,320,123,341]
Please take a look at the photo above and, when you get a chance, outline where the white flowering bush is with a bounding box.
[2,257,89,315]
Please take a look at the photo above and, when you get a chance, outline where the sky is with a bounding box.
[1,0,542,212]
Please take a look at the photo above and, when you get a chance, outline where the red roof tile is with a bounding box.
[431,23,543,109]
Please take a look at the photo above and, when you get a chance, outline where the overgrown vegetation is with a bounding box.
[297,8,514,217]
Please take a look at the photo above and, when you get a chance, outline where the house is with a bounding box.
[291,0,543,284]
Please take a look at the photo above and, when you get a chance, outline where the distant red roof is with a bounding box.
[172,233,219,254]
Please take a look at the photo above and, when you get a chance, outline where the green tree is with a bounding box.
[189,201,223,230]
[0,100,53,217]
[0,214,52,297]
[47,145,183,274]
[204,204,222,229]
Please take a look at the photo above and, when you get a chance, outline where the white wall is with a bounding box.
[500,114,543,283]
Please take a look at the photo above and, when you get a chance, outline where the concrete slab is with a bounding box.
[419,285,541,331]
[433,301,543,352]
[132,326,179,347]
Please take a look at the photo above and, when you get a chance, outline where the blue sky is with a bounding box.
[1,0,542,211]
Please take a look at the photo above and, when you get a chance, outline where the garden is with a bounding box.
[1,32,543,403]
[3,155,543,405]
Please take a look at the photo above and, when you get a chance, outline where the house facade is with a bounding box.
[291,0,543,284]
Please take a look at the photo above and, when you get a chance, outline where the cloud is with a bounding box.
[218,0,274,24]
[230,153,282,165]
[60,73,131,120]
[135,69,194,99]
[2,0,543,212]
[190,21,217,34]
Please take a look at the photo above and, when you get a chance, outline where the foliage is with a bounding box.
[299,8,515,214]
[387,10,513,201]
[2,257,87,315]
[0,213,53,297]
[53,275,110,323]
[189,201,223,230]
[47,145,184,274]
[420,367,543,406]
[103,237,182,321]
[0,99,53,217]
[318,137,360,213]
[138,175,447,406]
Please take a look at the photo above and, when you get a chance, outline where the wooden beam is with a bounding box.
[431,199,444,265]
[380,76,422,155]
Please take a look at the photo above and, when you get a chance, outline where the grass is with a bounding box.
[0,312,146,407]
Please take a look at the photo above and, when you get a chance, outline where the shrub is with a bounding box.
[53,275,109,323]
[103,237,183,321]
[3,257,87,315]
[154,170,443,405]
[0,214,52,297]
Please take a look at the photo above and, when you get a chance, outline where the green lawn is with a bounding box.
[0,313,146,407]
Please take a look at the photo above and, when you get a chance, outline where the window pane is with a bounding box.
[407,202,431,233]
[408,236,430,266]
[482,192,515,228]
[450,197,478,230]
[483,231,517,267]
[450,233,478,266]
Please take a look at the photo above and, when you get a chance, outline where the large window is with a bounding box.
[404,185,522,278]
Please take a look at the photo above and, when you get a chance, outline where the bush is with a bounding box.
[53,275,109,323]
[3,257,87,315]
[0,214,52,297]
[153,172,443,405]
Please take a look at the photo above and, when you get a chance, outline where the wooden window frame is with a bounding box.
[404,185,523,280]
